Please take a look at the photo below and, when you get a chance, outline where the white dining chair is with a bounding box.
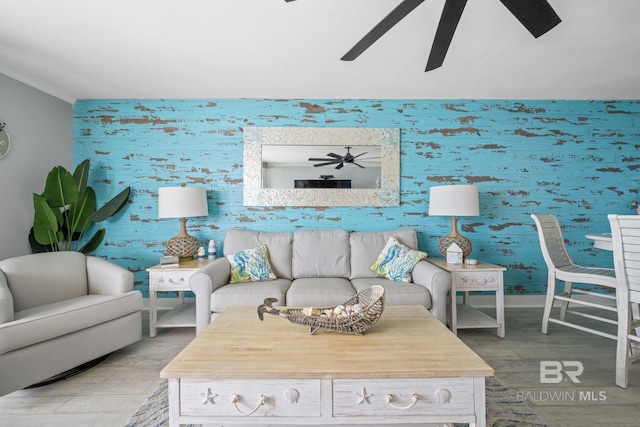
[531,214,618,338]
[608,214,640,388]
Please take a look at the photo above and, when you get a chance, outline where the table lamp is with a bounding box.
[428,184,479,257]
[158,185,208,261]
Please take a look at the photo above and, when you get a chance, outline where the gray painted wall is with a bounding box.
[0,73,72,260]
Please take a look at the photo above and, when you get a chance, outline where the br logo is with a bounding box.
[540,361,584,384]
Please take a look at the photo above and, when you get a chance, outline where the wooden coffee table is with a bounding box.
[160,305,494,426]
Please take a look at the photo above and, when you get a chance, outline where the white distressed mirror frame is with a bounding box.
[243,127,400,207]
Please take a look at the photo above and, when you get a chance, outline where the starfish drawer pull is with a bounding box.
[200,388,217,405]
[356,387,372,404]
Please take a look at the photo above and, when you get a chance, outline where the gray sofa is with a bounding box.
[0,252,142,396]
[191,228,451,335]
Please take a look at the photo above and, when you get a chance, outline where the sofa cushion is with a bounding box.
[223,229,293,280]
[351,278,432,308]
[292,230,350,278]
[370,237,428,282]
[349,229,418,279]
[0,291,142,355]
[210,278,291,312]
[227,245,276,283]
[0,252,88,312]
[286,278,356,307]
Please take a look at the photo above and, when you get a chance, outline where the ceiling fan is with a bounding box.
[285,0,561,71]
[308,146,378,170]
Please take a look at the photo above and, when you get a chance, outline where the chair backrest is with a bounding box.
[0,252,88,312]
[531,214,574,269]
[609,214,640,298]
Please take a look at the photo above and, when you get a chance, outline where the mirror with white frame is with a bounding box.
[243,127,400,207]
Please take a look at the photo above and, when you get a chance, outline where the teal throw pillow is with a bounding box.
[370,237,428,282]
[227,245,277,283]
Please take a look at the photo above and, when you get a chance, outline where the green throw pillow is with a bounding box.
[226,245,276,283]
[370,237,428,282]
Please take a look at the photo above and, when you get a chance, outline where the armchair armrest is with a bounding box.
[190,257,231,335]
[0,271,14,324]
[86,256,134,295]
[411,260,451,324]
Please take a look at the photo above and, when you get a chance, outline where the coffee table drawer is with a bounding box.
[179,379,321,417]
[332,378,475,417]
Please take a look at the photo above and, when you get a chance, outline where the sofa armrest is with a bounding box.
[411,260,451,324]
[190,257,231,335]
[0,271,14,324]
[86,256,134,295]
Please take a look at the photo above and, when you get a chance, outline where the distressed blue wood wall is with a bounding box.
[73,99,640,299]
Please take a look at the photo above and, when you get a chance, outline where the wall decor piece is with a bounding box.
[285,0,561,71]
[243,127,400,207]
[0,122,9,159]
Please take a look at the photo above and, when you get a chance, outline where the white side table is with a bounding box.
[427,258,506,338]
[147,259,216,337]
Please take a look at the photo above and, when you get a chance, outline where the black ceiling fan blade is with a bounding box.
[309,157,340,162]
[313,161,340,167]
[335,163,344,170]
[353,162,366,169]
[351,152,368,160]
[341,0,425,61]
[499,0,561,38]
[425,0,468,72]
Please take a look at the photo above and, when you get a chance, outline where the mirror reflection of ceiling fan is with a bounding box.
[309,146,380,169]
[285,0,561,71]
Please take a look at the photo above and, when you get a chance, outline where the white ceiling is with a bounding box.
[1,0,639,104]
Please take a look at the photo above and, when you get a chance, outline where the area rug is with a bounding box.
[125,378,548,427]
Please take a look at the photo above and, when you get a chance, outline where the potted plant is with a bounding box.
[29,159,130,254]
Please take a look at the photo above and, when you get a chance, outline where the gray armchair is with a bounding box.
[0,252,142,396]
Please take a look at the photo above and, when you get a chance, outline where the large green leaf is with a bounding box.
[92,186,131,222]
[73,159,91,198]
[79,228,105,254]
[33,193,63,246]
[43,166,78,208]
[29,228,55,253]
[68,187,96,233]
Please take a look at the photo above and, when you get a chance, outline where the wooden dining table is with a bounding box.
[585,232,613,251]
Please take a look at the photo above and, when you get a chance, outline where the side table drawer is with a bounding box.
[179,379,321,417]
[332,378,474,417]
[149,271,191,291]
[454,271,501,290]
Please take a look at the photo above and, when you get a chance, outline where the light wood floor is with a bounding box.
[1,307,639,427]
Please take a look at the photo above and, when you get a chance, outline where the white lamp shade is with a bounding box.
[158,186,209,218]
[428,184,479,216]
